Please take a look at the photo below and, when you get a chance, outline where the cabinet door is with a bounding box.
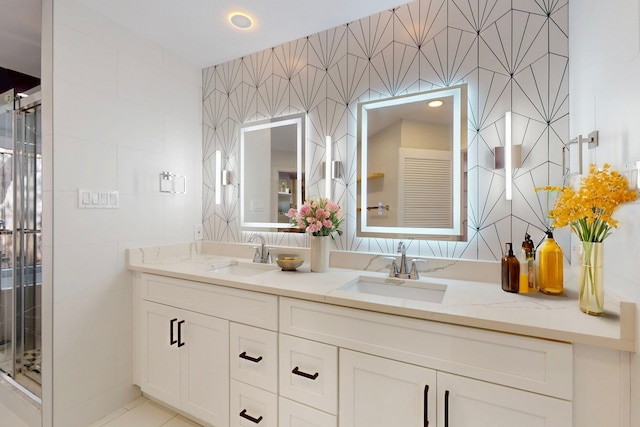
[340,349,436,427]
[139,300,181,408]
[181,309,229,427]
[437,372,572,427]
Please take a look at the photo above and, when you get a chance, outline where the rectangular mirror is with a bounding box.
[240,113,306,230]
[357,84,467,241]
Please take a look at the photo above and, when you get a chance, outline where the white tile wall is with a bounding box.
[570,1,640,426]
[43,0,203,426]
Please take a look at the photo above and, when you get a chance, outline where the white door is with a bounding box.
[139,301,181,408]
[181,309,230,427]
[340,349,437,427]
[437,372,572,427]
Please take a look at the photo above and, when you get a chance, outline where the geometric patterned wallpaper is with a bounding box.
[202,0,569,261]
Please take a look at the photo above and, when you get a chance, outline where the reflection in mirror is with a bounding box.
[240,114,305,230]
[357,84,467,240]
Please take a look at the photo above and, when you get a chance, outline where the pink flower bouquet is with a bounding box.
[286,197,344,236]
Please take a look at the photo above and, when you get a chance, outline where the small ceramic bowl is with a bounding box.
[276,257,304,271]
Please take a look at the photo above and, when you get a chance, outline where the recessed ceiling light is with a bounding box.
[229,12,253,30]
[428,100,444,108]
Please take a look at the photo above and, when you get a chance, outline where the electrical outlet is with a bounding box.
[194,224,204,240]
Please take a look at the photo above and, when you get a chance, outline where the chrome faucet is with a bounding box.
[248,233,272,264]
[397,242,409,277]
[384,241,425,279]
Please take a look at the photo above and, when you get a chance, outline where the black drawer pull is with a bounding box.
[239,409,263,424]
[444,390,450,427]
[239,351,263,363]
[170,318,178,345]
[292,366,319,380]
[177,320,185,347]
[423,384,429,427]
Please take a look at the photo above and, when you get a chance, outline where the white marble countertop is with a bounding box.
[127,241,636,352]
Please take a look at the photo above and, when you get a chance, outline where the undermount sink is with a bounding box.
[338,276,446,304]
[209,261,278,277]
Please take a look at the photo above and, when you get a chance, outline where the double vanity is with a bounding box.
[128,241,635,427]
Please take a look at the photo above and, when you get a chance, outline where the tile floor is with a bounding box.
[88,397,203,427]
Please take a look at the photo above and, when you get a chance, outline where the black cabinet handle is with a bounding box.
[444,390,450,427]
[239,409,263,424]
[177,320,185,347]
[170,318,178,345]
[292,366,319,380]
[423,384,429,427]
[239,351,263,363]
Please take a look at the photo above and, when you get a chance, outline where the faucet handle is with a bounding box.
[409,258,426,279]
[251,246,262,263]
[383,256,398,277]
[264,248,272,264]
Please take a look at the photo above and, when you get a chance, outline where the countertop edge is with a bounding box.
[128,263,637,353]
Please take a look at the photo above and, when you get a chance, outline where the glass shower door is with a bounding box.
[0,89,42,398]
[0,90,15,379]
[14,102,42,392]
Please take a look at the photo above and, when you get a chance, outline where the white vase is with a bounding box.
[310,235,330,272]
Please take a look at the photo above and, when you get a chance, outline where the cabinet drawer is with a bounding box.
[279,397,336,427]
[280,298,573,400]
[138,273,278,330]
[230,323,278,393]
[279,334,338,414]
[230,379,277,427]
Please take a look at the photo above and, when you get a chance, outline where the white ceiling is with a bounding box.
[0,0,42,77]
[1,0,405,76]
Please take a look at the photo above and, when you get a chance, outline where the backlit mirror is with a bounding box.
[357,84,467,240]
[240,113,305,230]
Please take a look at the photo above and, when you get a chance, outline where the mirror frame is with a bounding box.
[357,84,467,241]
[239,113,306,230]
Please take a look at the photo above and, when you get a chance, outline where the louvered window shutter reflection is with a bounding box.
[399,149,453,228]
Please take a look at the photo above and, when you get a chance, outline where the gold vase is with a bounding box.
[578,241,604,316]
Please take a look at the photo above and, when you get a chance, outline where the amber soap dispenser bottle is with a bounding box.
[501,243,520,293]
[538,230,564,294]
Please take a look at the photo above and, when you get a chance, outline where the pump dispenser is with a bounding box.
[521,233,535,291]
[501,243,520,293]
[537,230,564,294]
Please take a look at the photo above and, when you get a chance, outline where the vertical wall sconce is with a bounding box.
[325,136,332,199]
[505,111,513,200]
[323,135,342,199]
[215,150,222,205]
[494,111,522,200]
[330,160,341,179]
[215,150,231,205]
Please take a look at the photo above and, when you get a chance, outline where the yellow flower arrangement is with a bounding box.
[536,163,637,242]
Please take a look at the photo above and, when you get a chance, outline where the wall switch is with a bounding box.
[194,224,204,240]
[78,189,119,209]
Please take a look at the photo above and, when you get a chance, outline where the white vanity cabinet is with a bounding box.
[134,273,279,427]
[139,300,229,426]
[132,269,627,427]
[280,297,574,427]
